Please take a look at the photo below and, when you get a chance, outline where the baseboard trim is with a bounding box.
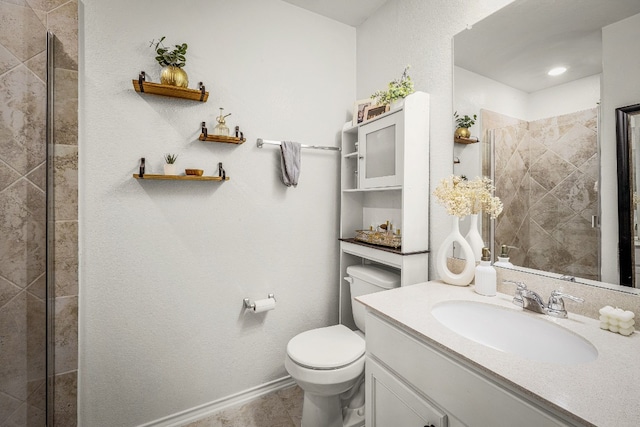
[138,376,296,427]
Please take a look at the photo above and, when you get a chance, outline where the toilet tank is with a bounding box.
[346,265,400,333]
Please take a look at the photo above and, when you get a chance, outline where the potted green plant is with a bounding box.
[151,36,189,88]
[454,111,477,138]
[164,153,178,175]
[370,65,415,108]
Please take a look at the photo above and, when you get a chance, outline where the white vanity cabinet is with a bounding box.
[339,92,430,329]
[365,312,576,427]
[367,357,447,427]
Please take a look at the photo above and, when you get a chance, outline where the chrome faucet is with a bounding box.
[503,280,526,307]
[520,289,548,314]
[503,281,583,318]
[546,290,584,318]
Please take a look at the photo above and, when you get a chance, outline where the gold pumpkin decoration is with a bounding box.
[454,127,471,138]
[160,65,189,88]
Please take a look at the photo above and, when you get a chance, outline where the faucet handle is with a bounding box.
[503,280,526,307]
[547,290,584,318]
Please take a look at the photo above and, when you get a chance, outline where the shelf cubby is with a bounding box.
[132,174,228,182]
[132,71,209,102]
[199,122,246,144]
[454,136,479,144]
[198,134,246,144]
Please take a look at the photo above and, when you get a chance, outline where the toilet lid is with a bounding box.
[287,325,365,369]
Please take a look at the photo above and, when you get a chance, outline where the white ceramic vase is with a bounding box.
[464,214,484,262]
[436,216,476,286]
[164,164,177,175]
[390,98,404,110]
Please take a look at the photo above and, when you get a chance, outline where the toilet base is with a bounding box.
[299,383,366,427]
[301,392,343,427]
[342,406,365,427]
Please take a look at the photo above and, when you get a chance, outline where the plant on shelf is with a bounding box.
[370,65,414,107]
[164,153,178,175]
[453,111,477,139]
[150,36,189,88]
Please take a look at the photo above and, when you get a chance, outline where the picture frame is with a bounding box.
[352,99,375,126]
[363,104,390,122]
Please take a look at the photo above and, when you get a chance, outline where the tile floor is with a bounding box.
[183,385,303,427]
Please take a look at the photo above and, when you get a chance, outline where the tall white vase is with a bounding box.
[464,214,484,262]
[436,216,476,286]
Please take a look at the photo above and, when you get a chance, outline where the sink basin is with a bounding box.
[431,300,598,364]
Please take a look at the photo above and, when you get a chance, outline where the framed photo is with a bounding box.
[363,104,390,122]
[353,99,374,126]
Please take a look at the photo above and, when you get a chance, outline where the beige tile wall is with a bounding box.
[0,0,78,425]
[483,109,599,280]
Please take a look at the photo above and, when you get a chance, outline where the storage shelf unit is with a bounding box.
[454,136,479,144]
[131,71,209,102]
[339,91,430,329]
[198,134,246,144]
[133,174,228,182]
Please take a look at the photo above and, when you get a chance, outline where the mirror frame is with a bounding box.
[616,103,640,287]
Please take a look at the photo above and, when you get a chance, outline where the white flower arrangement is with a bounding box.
[433,175,503,218]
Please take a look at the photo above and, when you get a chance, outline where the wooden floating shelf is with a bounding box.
[132,73,209,102]
[454,136,479,144]
[198,134,246,144]
[133,174,228,181]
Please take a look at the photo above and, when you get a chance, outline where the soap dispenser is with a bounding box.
[494,244,514,268]
[475,247,496,296]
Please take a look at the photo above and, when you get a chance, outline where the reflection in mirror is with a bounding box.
[453,0,640,289]
[616,104,640,287]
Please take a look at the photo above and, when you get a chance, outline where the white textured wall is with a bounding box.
[453,66,528,181]
[79,0,355,425]
[527,74,600,121]
[601,12,640,283]
[453,68,600,181]
[357,0,514,278]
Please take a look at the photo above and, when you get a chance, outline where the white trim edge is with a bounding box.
[137,376,296,427]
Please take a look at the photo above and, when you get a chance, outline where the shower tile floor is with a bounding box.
[183,385,303,427]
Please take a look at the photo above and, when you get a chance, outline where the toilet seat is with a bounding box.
[287,325,365,370]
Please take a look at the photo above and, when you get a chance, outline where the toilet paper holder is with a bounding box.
[243,293,276,310]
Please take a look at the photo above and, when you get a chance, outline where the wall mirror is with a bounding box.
[617,104,640,286]
[453,0,640,290]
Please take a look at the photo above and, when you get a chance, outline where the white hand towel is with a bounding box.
[280,141,301,187]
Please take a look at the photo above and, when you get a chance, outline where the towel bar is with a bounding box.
[257,138,340,151]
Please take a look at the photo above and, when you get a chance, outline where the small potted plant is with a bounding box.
[150,36,188,88]
[454,111,477,138]
[164,153,178,175]
[370,65,415,108]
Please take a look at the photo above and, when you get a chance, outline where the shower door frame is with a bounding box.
[45,30,56,426]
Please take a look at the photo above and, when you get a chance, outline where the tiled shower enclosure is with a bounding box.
[0,0,78,425]
[483,108,600,281]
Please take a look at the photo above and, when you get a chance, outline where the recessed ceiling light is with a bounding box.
[548,67,567,76]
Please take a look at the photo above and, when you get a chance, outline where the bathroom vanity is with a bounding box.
[357,281,640,426]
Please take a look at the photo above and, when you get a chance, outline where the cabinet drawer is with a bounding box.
[367,357,447,427]
[366,313,572,426]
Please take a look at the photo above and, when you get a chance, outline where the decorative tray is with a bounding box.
[354,229,401,249]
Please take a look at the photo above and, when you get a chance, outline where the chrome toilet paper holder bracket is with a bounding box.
[243,293,276,310]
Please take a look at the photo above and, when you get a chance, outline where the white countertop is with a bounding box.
[356,281,640,427]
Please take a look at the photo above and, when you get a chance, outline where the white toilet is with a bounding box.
[285,265,400,427]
